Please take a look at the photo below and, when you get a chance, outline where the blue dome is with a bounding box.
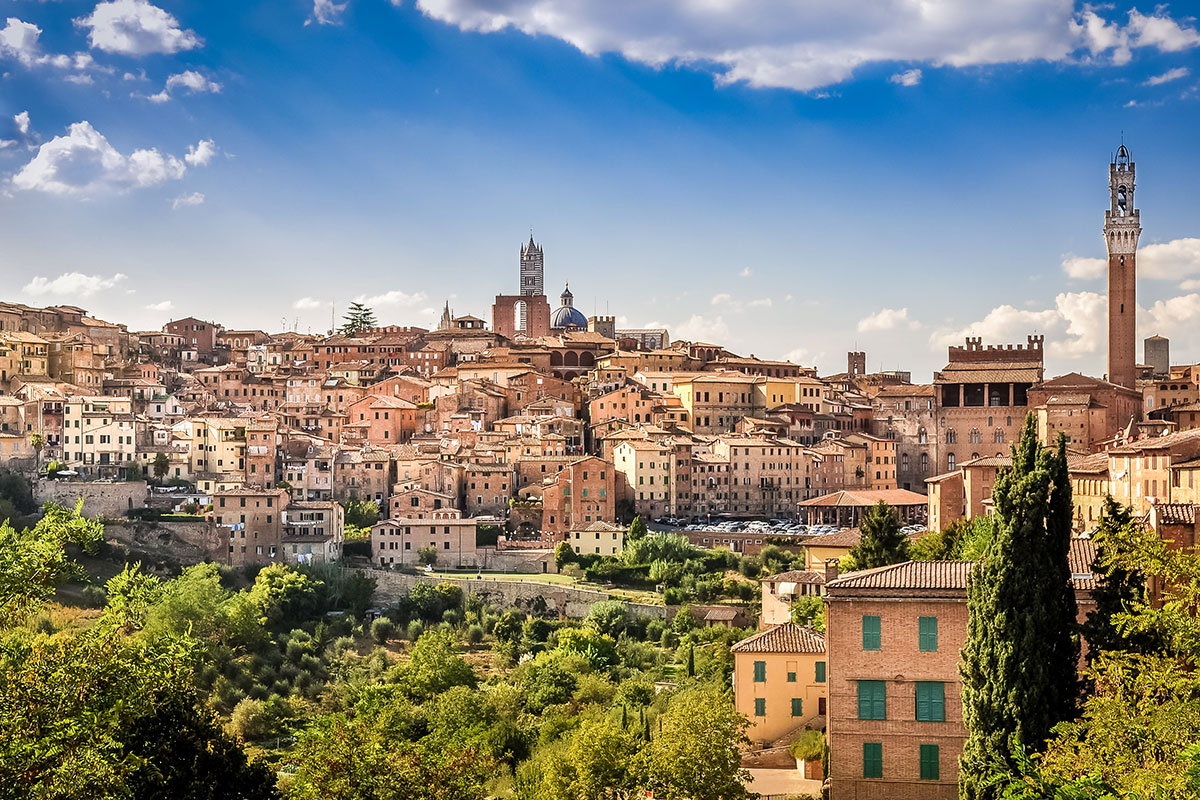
[552,305,588,329]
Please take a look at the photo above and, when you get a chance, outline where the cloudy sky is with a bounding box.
[3,1,1200,380]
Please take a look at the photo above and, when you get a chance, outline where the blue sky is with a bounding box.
[3,1,1200,380]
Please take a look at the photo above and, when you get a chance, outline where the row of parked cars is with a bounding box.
[655,517,818,537]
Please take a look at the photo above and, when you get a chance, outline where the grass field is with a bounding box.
[420,570,665,605]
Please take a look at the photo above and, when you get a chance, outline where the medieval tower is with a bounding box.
[1104,144,1140,389]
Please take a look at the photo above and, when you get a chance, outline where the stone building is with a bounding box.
[933,336,1044,474]
[1105,144,1140,389]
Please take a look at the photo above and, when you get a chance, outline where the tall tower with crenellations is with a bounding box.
[1104,144,1140,389]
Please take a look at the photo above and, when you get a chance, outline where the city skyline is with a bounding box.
[3,1,1200,379]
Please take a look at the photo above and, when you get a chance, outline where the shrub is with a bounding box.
[467,624,484,645]
[79,585,107,608]
[228,698,273,740]
[407,620,425,641]
[371,617,396,644]
[790,729,826,762]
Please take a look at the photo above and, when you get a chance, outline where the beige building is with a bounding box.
[731,623,828,746]
[569,520,625,556]
[61,396,137,476]
[761,569,827,626]
[371,508,479,568]
[282,500,344,564]
[672,371,765,434]
[213,488,288,566]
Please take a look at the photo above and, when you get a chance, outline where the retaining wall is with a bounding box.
[36,479,148,518]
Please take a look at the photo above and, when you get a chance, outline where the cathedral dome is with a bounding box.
[551,283,588,330]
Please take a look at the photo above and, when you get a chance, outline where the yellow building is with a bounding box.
[62,396,136,475]
[612,438,674,517]
[1,331,49,378]
[672,371,765,434]
[180,417,248,492]
[732,622,828,746]
[761,569,826,627]
[569,520,625,556]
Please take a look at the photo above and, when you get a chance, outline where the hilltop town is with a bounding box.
[5,147,1200,798]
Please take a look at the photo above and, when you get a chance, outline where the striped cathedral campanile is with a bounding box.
[1104,144,1140,389]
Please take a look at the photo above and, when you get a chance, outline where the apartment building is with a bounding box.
[731,623,828,746]
[371,508,479,568]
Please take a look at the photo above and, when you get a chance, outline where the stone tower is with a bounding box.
[520,235,544,297]
[848,351,866,377]
[1104,144,1140,389]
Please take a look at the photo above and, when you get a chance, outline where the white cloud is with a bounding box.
[1146,293,1200,329]
[0,17,43,66]
[675,314,729,343]
[747,298,772,308]
[148,69,222,102]
[1181,279,1200,291]
[184,139,216,167]
[293,297,328,310]
[781,347,810,364]
[14,111,29,136]
[858,307,919,332]
[145,300,174,312]
[307,0,348,26]
[1061,254,1106,280]
[415,2,1200,92]
[171,191,204,209]
[889,68,922,86]
[738,267,752,278]
[1138,237,1200,279]
[1145,66,1189,86]
[711,293,772,311]
[23,271,126,297]
[929,291,1106,362]
[711,292,732,306]
[78,0,200,56]
[12,121,191,197]
[64,73,94,85]
[355,290,428,307]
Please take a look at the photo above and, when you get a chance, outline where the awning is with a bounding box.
[777,581,798,595]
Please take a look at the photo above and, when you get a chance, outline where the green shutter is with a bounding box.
[920,744,940,780]
[857,680,886,720]
[862,615,881,650]
[791,698,803,716]
[915,682,946,722]
[754,697,765,717]
[815,661,826,683]
[753,660,766,682]
[787,670,796,682]
[919,616,938,652]
[863,742,883,778]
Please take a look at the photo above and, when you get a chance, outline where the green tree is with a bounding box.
[789,594,825,633]
[585,600,628,637]
[1080,497,1160,663]
[1,501,103,625]
[339,302,378,336]
[959,416,1080,800]
[845,501,909,571]
[553,540,576,571]
[392,629,477,702]
[523,710,641,800]
[640,684,750,800]
[343,497,380,528]
[152,451,170,481]
[29,432,44,472]
[628,515,648,542]
[417,544,438,567]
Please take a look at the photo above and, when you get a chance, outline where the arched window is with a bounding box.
[918,427,927,444]
[970,428,982,444]
[920,453,928,472]
[901,452,910,471]
[993,429,1005,444]
[948,453,956,471]
[1117,185,1128,216]
[946,429,957,444]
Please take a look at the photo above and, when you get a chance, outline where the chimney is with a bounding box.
[824,557,839,584]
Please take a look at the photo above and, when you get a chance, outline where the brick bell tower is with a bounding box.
[1104,144,1140,389]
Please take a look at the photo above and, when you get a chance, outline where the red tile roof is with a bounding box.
[731,622,826,654]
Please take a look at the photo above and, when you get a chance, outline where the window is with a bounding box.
[753,660,766,682]
[857,680,886,720]
[915,682,946,722]
[862,615,881,650]
[791,698,803,716]
[920,744,940,780]
[863,742,883,778]
[919,616,938,652]
[754,697,766,716]
[815,661,826,683]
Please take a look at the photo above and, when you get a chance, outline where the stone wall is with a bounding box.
[367,569,667,619]
[36,479,148,519]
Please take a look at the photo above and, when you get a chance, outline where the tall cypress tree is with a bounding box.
[959,414,1080,800]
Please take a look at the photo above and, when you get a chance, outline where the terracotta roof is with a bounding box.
[803,528,862,548]
[1156,503,1197,525]
[731,622,825,654]
[1069,452,1110,474]
[936,367,1042,384]
[960,455,1012,468]
[1108,428,1200,454]
[763,570,826,585]
[798,488,928,508]
[826,560,973,594]
[703,607,739,621]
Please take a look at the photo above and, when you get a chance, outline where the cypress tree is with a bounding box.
[959,414,1080,799]
[846,501,909,570]
[1080,497,1160,663]
[686,644,695,678]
